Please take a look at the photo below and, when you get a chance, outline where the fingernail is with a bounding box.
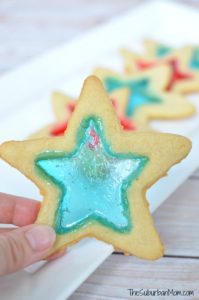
[25,225,56,251]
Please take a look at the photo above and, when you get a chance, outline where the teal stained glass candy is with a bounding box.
[156,45,172,58]
[104,77,162,117]
[35,118,148,234]
[189,48,199,70]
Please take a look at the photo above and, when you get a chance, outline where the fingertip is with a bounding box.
[25,225,56,252]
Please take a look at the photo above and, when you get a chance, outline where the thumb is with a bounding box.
[0,224,56,276]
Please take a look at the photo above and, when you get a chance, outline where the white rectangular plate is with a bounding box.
[0,1,199,299]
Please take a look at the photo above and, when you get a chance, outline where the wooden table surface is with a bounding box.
[0,0,199,299]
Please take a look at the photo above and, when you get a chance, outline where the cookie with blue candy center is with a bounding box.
[94,67,195,129]
[0,76,191,259]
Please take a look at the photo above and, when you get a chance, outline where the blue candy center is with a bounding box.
[189,48,199,70]
[104,77,162,117]
[156,45,172,57]
[35,118,148,234]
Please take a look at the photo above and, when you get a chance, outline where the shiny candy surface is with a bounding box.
[35,118,148,234]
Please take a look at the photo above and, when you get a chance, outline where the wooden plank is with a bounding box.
[0,0,141,74]
[154,178,199,257]
[71,255,199,299]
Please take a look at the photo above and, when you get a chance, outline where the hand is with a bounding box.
[0,193,62,276]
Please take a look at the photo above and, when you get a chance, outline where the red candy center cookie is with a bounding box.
[136,58,193,90]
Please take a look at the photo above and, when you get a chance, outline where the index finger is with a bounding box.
[0,193,40,226]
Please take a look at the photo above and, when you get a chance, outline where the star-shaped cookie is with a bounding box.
[121,46,199,94]
[0,76,191,259]
[142,39,199,94]
[143,39,199,69]
[94,67,195,129]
